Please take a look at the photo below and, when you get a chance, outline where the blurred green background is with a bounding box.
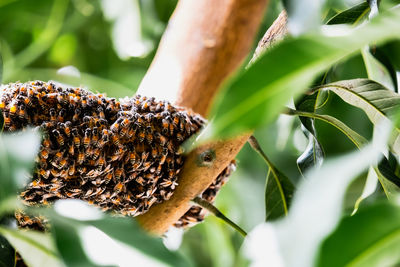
[0,0,383,266]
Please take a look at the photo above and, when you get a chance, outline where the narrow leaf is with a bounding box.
[327,2,370,25]
[205,7,400,140]
[317,202,400,267]
[317,79,400,153]
[265,165,295,221]
[0,227,63,267]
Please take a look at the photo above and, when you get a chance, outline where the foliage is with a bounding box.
[2,0,400,266]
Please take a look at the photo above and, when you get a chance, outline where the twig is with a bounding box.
[192,197,247,237]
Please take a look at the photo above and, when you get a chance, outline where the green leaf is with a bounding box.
[286,108,368,148]
[317,202,400,267]
[204,7,400,141]
[265,165,295,221]
[0,52,3,84]
[0,227,63,267]
[243,145,383,267]
[327,2,370,25]
[316,79,400,153]
[0,130,41,202]
[0,234,15,267]
[295,93,326,174]
[39,200,191,267]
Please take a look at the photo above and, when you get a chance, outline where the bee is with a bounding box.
[96,156,105,169]
[49,108,57,122]
[129,152,138,164]
[161,117,170,134]
[9,100,18,116]
[82,96,88,108]
[114,168,123,181]
[136,176,145,186]
[98,129,109,148]
[92,148,101,160]
[63,121,72,137]
[68,161,76,176]
[111,118,122,133]
[72,128,81,147]
[72,108,81,122]
[68,144,74,155]
[3,112,11,128]
[176,132,184,142]
[38,168,50,179]
[145,129,153,144]
[157,133,167,146]
[52,129,64,146]
[57,108,66,122]
[40,148,49,159]
[83,129,91,148]
[159,148,168,165]
[111,134,120,146]
[91,127,99,146]
[114,182,126,193]
[97,106,105,119]
[104,172,113,184]
[151,145,158,158]
[58,158,68,169]
[172,115,180,127]
[77,150,85,165]
[141,161,152,172]
[126,125,136,138]
[141,151,150,162]
[138,130,145,142]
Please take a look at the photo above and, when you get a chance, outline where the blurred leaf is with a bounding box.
[376,154,400,190]
[317,202,400,267]
[0,130,41,202]
[295,93,326,174]
[0,234,15,267]
[39,200,191,267]
[0,227,63,267]
[371,46,399,92]
[244,145,383,267]
[327,2,370,25]
[316,79,400,153]
[205,7,400,141]
[283,0,324,35]
[0,52,3,84]
[265,164,295,221]
[101,0,153,59]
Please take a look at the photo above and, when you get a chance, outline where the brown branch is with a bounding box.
[136,3,289,235]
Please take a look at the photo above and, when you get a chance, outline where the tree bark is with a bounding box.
[136,0,270,235]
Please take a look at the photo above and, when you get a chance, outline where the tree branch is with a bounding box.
[137,3,289,235]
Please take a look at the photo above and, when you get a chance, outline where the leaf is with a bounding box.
[295,93,326,174]
[0,234,15,267]
[204,7,400,141]
[327,2,370,25]
[0,227,63,267]
[265,165,295,221]
[0,52,3,84]
[317,202,400,267]
[243,144,383,267]
[286,108,368,148]
[361,47,396,91]
[283,0,323,35]
[317,79,400,153]
[38,200,191,267]
[0,130,41,202]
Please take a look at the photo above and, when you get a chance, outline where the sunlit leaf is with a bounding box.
[265,164,295,221]
[205,7,400,141]
[0,227,63,267]
[317,202,400,267]
[327,1,370,25]
[0,234,15,267]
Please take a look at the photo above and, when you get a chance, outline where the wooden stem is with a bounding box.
[136,2,287,235]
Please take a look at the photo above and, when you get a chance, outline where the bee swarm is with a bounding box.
[0,81,234,228]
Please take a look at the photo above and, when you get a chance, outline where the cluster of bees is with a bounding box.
[0,81,234,229]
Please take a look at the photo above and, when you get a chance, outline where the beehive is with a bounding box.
[0,80,234,228]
